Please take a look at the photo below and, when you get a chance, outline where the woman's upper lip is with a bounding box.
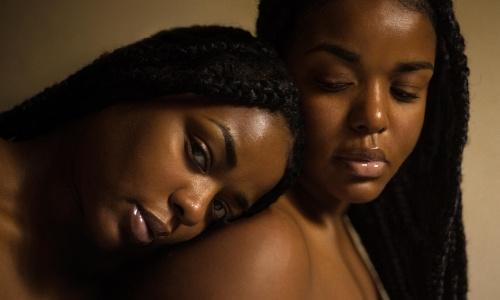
[137,205,171,239]
[334,148,388,162]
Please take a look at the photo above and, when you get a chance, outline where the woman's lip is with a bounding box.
[129,205,152,245]
[334,149,388,179]
[137,205,170,240]
[337,160,387,178]
[335,148,388,162]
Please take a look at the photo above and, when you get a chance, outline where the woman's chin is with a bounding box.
[336,180,388,204]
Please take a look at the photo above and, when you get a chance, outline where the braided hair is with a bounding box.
[0,25,304,218]
[257,0,469,299]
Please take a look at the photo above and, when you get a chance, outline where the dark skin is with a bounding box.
[118,1,437,299]
[0,95,292,299]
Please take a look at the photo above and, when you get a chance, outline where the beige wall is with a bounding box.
[0,0,257,108]
[455,1,500,299]
[0,1,498,298]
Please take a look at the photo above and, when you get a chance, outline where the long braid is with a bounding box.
[373,200,412,299]
[455,201,468,298]
[430,1,469,298]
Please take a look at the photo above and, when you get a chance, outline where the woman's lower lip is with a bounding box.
[129,205,152,245]
[337,159,386,178]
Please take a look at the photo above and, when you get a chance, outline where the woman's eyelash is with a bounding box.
[314,78,354,92]
[314,76,421,102]
[186,135,212,173]
[391,87,419,102]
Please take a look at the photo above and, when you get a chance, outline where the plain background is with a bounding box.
[0,0,498,298]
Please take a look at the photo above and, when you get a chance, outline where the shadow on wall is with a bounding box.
[0,0,257,110]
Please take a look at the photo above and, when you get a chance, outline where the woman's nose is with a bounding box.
[348,80,389,135]
[168,182,218,226]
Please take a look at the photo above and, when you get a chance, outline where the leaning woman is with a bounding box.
[118,0,469,299]
[0,25,303,299]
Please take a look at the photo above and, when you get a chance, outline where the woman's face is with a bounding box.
[286,0,436,205]
[72,95,292,250]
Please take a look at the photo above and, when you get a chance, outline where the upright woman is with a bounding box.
[257,0,469,298]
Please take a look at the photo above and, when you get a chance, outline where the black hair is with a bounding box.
[257,0,469,299]
[0,25,304,218]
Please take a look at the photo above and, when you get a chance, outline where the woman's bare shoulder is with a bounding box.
[126,206,310,300]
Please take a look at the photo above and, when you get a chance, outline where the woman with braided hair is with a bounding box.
[255,0,469,298]
[0,25,304,299]
[114,0,468,299]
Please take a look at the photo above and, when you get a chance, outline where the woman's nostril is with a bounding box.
[173,203,184,216]
[356,124,367,131]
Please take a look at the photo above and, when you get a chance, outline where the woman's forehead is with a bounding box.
[293,0,436,59]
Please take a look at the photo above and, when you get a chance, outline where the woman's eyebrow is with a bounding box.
[206,117,237,169]
[394,61,434,73]
[305,43,360,63]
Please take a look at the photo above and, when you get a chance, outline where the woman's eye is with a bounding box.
[212,199,229,221]
[391,87,419,102]
[186,136,211,173]
[314,78,353,93]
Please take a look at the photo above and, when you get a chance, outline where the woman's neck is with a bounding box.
[289,182,350,221]
[0,134,74,224]
[0,137,53,224]
[0,139,26,241]
[0,133,99,292]
[271,187,350,247]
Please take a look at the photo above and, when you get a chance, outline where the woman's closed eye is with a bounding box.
[391,85,420,102]
[186,135,212,173]
[313,77,354,93]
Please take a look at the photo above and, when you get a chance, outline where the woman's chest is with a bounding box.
[305,227,381,300]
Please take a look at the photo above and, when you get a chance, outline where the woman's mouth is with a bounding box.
[128,203,172,246]
[334,149,388,179]
[139,205,171,240]
[129,205,152,244]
